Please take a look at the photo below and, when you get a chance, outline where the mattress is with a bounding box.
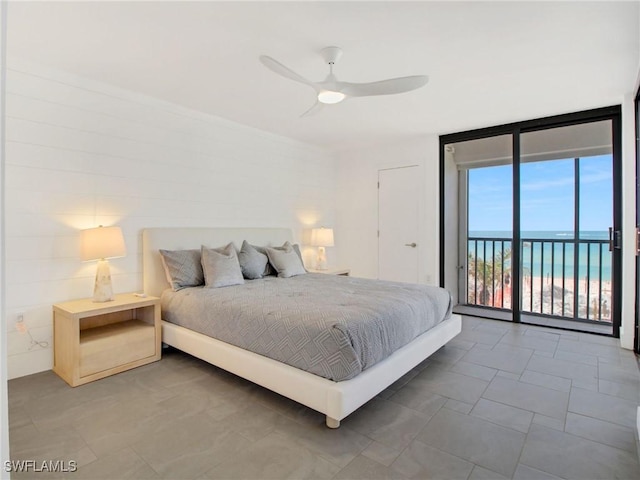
[161,273,452,381]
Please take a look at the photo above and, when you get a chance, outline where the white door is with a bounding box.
[378,166,420,283]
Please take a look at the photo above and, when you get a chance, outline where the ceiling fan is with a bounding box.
[259,46,429,116]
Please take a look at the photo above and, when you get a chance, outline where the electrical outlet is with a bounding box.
[15,312,28,334]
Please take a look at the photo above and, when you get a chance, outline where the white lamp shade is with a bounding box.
[80,226,126,261]
[311,228,335,247]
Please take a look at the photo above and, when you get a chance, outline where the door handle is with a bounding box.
[404,243,417,248]
[609,227,621,251]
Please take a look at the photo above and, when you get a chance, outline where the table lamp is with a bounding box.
[80,225,126,302]
[311,227,334,270]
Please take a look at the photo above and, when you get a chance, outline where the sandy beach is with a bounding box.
[468,273,612,322]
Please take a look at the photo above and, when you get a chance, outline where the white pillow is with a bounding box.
[201,243,244,288]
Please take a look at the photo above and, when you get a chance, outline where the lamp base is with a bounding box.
[93,259,114,302]
[316,246,328,270]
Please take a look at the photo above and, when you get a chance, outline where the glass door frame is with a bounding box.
[634,87,640,353]
[439,105,622,337]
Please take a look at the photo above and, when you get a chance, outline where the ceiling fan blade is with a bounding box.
[340,75,429,97]
[300,101,324,117]
[260,55,317,89]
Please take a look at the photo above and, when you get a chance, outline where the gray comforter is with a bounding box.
[161,274,452,381]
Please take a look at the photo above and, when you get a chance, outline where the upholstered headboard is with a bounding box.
[142,227,294,297]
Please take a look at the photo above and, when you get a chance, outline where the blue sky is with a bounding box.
[468,155,613,233]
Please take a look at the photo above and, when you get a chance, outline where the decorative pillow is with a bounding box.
[159,249,204,291]
[201,243,244,288]
[266,241,305,274]
[238,240,269,279]
[265,245,307,278]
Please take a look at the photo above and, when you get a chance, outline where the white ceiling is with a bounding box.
[6,1,640,151]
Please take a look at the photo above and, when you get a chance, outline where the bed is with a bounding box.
[142,227,461,428]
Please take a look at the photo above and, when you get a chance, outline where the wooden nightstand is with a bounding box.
[53,293,161,387]
[307,267,351,276]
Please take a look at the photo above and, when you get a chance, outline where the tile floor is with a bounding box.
[7,316,640,479]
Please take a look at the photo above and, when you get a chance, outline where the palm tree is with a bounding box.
[467,245,512,307]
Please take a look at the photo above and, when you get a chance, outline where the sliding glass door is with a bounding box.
[440,107,621,336]
[519,121,615,334]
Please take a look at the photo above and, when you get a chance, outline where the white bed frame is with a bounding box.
[142,227,461,428]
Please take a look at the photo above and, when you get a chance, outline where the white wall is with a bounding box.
[4,59,336,379]
[0,1,10,475]
[337,113,638,349]
[335,136,439,284]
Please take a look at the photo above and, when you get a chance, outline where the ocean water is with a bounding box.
[468,231,612,280]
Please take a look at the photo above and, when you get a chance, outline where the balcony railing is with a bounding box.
[467,236,611,323]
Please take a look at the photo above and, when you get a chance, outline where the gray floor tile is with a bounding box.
[8,406,32,431]
[598,361,640,385]
[496,370,520,380]
[391,440,474,480]
[568,387,638,429]
[387,369,420,392]
[202,430,341,480]
[447,338,477,351]
[76,447,159,479]
[8,370,69,409]
[513,463,563,480]
[523,329,561,342]
[131,412,253,479]
[429,345,468,367]
[520,424,640,480]
[448,360,497,382]
[470,398,533,433]
[213,403,284,442]
[577,332,620,346]
[499,331,558,354]
[454,329,504,347]
[462,344,533,374]
[342,397,428,451]
[443,398,474,415]
[554,349,598,366]
[564,412,637,453]
[531,413,565,431]
[519,370,571,393]
[468,465,510,480]
[482,376,569,419]
[409,366,490,404]
[276,415,372,468]
[361,441,404,467]
[417,408,525,478]
[557,338,621,360]
[599,351,640,370]
[335,455,408,480]
[9,423,90,462]
[598,378,640,402]
[389,384,448,417]
[8,317,638,480]
[526,354,597,383]
[71,394,170,457]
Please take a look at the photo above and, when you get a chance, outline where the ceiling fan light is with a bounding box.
[318,90,345,104]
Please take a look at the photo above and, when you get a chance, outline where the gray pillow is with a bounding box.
[265,245,307,278]
[238,240,269,279]
[201,243,245,288]
[159,249,204,291]
[266,241,305,274]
